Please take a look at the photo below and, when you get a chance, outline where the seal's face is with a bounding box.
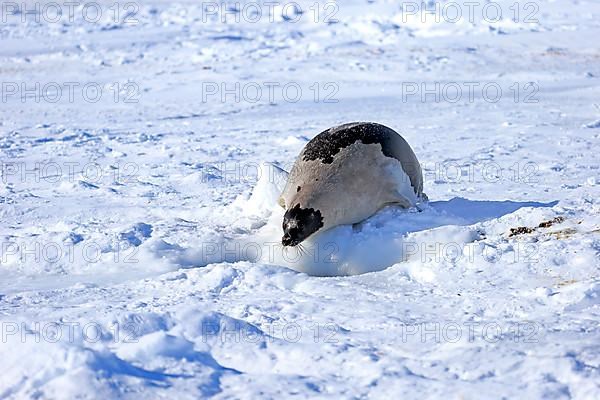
[282,204,324,246]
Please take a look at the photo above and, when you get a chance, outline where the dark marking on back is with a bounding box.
[300,122,423,195]
[296,186,302,192]
[302,122,398,164]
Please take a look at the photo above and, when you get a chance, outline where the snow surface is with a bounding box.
[1,0,600,398]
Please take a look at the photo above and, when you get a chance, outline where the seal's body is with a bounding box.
[280,122,424,246]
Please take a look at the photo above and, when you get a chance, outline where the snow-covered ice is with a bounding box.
[1,0,599,398]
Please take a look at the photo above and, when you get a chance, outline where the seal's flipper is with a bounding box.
[388,190,414,209]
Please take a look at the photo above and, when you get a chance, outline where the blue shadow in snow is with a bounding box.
[429,197,558,226]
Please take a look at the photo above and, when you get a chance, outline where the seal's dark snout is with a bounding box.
[282,223,301,247]
[282,232,297,247]
[282,204,324,247]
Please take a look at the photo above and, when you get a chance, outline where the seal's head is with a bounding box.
[282,204,324,247]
